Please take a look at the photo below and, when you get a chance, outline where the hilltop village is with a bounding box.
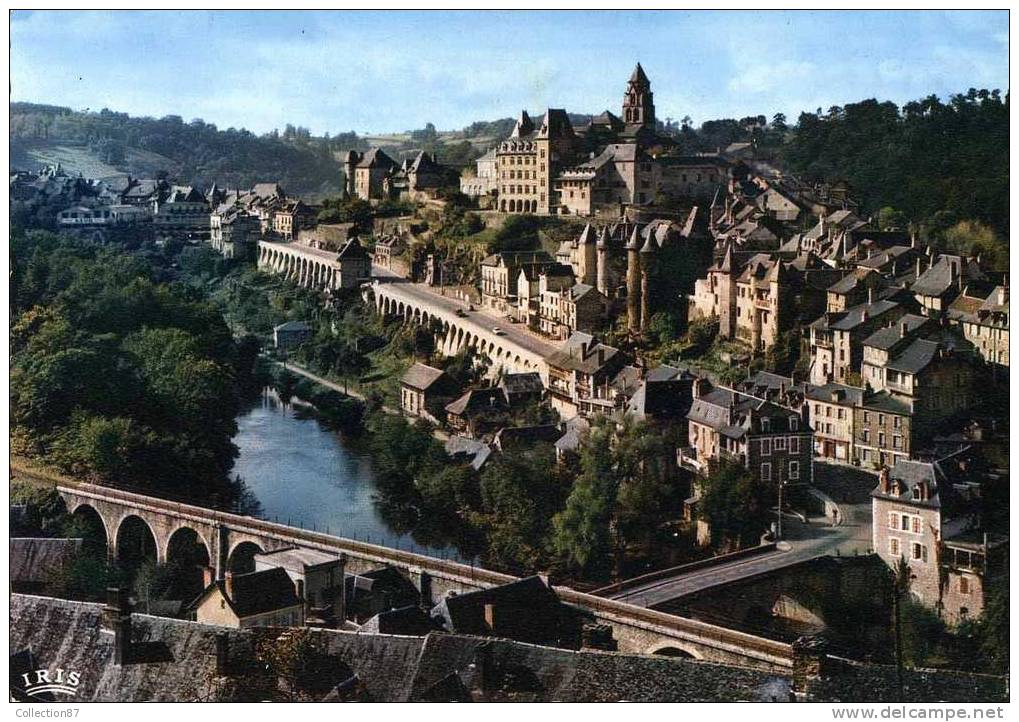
[9,64,1009,700]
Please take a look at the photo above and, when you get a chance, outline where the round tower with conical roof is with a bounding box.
[596,226,610,296]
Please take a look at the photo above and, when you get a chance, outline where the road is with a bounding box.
[612,473,874,607]
[371,274,561,361]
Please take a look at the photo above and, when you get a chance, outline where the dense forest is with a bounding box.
[9,230,261,507]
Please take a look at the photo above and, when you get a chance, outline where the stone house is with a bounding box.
[871,453,1006,625]
[152,185,210,242]
[210,206,261,260]
[860,324,977,440]
[515,263,574,326]
[480,250,556,313]
[400,363,457,422]
[190,567,304,629]
[544,332,625,419]
[808,296,912,386]
[273,320,313,351]
[272,199,317,241]
[909,254,986,316]
[682,380,813,488]
[344,148,399,202]
[498,372,545,407]
[333,237,372,289]
[804,383,864,464]
[948,284,1009,369]
[444,387,509,438]
[853,392,912,470]
[254,547,347,624]
[460,147,498,198]
[537,282,606,340]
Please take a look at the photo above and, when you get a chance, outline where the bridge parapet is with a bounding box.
[13,459,793,670]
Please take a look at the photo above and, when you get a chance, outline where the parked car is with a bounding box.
[492,327,506,336]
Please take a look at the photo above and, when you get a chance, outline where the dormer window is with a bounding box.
[761,418,771,433]
[789,417,799,432]
[912,486,921,500]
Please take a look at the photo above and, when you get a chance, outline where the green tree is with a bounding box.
[699,460,769,550]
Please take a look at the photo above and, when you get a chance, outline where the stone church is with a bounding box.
[493,64,729,217]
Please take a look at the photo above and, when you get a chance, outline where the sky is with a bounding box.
[9,10,1010,136]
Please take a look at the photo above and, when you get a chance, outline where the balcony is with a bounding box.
[677,447,707,474]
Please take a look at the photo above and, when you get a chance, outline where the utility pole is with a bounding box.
[776,463,784,540]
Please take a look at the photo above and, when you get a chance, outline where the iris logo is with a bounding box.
[18,668,82,698]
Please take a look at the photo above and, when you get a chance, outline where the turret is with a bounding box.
[596,226,610,296]
[626,226,642,332]
[343,150,361,199]
[639,234,658,332]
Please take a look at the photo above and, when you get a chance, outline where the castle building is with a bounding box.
[491,65,728,217]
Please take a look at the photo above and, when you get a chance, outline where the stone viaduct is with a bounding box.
[17,462,793,671]
[369,281,551,382]
[257,240,344,291]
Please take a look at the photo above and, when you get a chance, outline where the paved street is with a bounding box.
[613,464,875,607]
[371,272,561,360]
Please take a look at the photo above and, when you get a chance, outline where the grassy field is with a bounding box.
[10,138,180,178]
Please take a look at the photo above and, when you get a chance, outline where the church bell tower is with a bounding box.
[622,63,655,128]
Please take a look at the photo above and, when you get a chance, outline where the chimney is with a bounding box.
[900,321,908,338]
[915,258,922,278]
[336,553,348,624]
[693,377,709,399]
[879,467,891,494]
[867,286,874,305]
[484,603,498,632]
[910,230,918,249]
[103,587,132,666]
[214,632,229,675]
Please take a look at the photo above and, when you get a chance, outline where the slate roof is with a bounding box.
[687,386,805,437]
[430,576,560,636]
[274,320,312,333]
[444,435,492,470]
[545,333,620,374]
[861,315,929,350]
[860,391,911,415]
[401,363,447,391]
[357,147,398,170]
[192,567,301,619]
[445,387,505,417]
[804,383,865,406]
[10,537,82,584]
[499,372,544,397]
[885,338,941,374]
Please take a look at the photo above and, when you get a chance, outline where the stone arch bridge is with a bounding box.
[369,281,552,383]
[17,462,792,671]
[257,240,344,291]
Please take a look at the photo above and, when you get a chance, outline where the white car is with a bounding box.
[492,327,506,336]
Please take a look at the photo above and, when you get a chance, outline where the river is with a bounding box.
[231,389,467,562]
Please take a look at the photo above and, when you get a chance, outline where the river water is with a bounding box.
[231,390,465,561]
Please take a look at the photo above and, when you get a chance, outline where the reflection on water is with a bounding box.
[232,389,465,561]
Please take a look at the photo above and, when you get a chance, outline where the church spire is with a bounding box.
[622,63,655,127]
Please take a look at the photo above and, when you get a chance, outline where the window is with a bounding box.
[900,514,910,531]
[789,461,800,480]
[774,437,786,451]
[761,438,772,456]
[762,418,771,432]
[889,537,900,556]
[912,517,922,534]
[862,430,870,443]
[888,512,899,530]
[912,543,927,563]
[863,411,870,423]
[879,432,886,447]
[791,417,799,431]
[893,416,901,429]
[878,414,885,426]
[761,463,772,481]
[789,437,800,454]
[893,435,902,450]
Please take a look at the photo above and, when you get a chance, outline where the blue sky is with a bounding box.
[10,10,1009,136]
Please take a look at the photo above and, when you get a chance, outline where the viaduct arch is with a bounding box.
[23,462,792,671]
